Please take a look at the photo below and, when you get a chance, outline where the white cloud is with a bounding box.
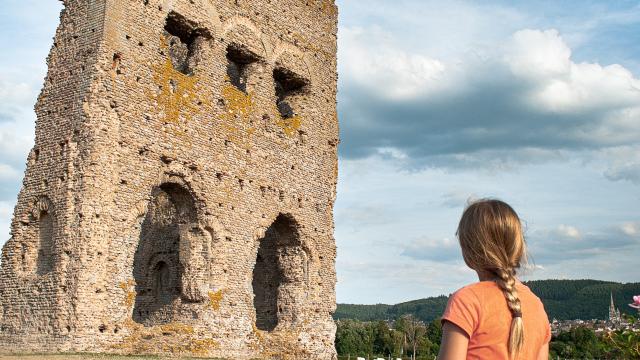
[0,201,14,243]
[440,190,479,209]
[339,24,640,172]
[340,26,448,100]
[0,78,35,109]
[509,32,640,113]
[556,224,581,239]
[0,201,13,218]
[620,222,639,237]
[0,126,33,166]
[505,29,572,79]
[0,164,21,181]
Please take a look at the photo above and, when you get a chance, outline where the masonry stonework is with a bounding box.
[0,1,338,358]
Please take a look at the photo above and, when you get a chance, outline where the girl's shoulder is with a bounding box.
[454,280,500,294]
[449,281,499,302]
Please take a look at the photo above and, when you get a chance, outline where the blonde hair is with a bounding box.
[456,199,526,359]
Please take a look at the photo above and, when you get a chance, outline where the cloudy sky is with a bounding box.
[1,1,639,305]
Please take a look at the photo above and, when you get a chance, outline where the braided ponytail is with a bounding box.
[457,199,527,359]
[495,268,524,359]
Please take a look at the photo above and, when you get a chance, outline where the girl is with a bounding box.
[438,199,551,360]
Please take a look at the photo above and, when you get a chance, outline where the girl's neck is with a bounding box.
[476,270,520,283]
[476,270,495,281]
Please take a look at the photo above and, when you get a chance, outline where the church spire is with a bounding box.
[609,292,620,323]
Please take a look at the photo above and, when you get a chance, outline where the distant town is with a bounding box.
[550,293,640,335]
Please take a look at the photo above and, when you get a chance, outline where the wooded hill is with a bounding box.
[334,280,640,322]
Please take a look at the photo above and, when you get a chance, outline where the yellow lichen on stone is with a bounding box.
[276,115,302,138]
[151,36,210,136]
[219,82,257,149]
[189,337,220,356]
[250,323,310,359]
[320,0,337,16]
[118,280,136,308]
[208,289,224,311]
[252,322,265,344]
[113,320,218,356]
[159,322,195,335]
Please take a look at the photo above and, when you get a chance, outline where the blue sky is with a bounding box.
[1,1,639,305]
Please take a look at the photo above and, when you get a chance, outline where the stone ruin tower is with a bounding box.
[0,0,338,358]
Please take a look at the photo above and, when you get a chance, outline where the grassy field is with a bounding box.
[0,355,225,360]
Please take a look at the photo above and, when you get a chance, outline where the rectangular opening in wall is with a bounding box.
[226,44,260,93]
[273,67,309,119]
[163,11,211,75]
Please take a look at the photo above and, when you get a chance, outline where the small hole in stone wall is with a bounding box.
[226,44,260,93]
[273,67,309,119]
[66,325,71,333]
[99,324,106,333]
[125,34,131,40]
[138,41,144,47]
[143,0,149,5]
[163,11,211,75]
[112,53,122,70]
[161,155,173,164]
[34,149,40,162]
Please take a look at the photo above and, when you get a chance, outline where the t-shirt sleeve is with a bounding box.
[441,287,480,338]
[544,321,551,344]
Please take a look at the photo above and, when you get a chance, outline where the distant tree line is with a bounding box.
[335,315,441,359]
[335,315,640,359]
[334,280,640,323]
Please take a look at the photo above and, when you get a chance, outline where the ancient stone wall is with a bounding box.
[0,0,338,359]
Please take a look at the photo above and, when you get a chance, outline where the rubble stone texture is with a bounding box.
[0,0,339,359]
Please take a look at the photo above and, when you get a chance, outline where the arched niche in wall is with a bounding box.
[252,213,308,331]
[132,182,197,326]
[17,196,56,276]
[221,19,267,94]
[162,10,213,75]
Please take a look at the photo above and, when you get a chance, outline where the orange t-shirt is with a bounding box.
[442,281,551,360]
